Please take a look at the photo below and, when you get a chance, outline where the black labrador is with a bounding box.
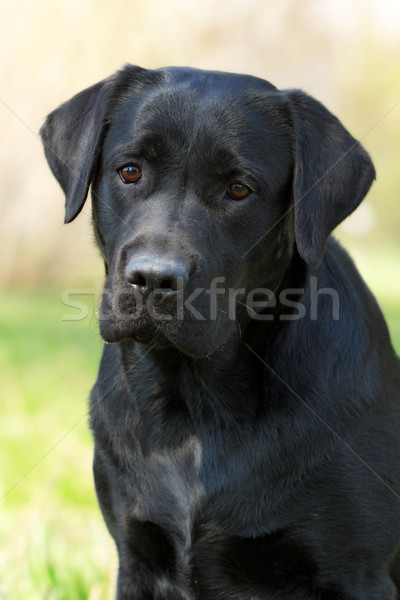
[40,66,400,599]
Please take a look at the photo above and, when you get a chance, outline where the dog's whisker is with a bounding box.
[215,307,243,340]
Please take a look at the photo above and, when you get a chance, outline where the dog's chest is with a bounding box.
[126,424,250,575]
[116,359,278,591]
[121,434,207,593]
[134,434,205,535]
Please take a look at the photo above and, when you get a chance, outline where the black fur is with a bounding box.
[41,65,400,599]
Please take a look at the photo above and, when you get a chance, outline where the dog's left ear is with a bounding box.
[285,90,375,269]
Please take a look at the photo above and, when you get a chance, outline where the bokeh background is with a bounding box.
[1,1,399,597]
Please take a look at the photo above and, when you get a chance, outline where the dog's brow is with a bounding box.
[207,147,255,180]
[107,136,165,166]
[209,147,237,166]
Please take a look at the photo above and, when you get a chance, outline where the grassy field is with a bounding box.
[0,291,116,600]
[1,287,399,598]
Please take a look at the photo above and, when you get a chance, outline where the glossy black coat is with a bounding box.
[41,66,400,599]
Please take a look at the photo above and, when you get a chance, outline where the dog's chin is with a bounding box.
[99,315,229,358]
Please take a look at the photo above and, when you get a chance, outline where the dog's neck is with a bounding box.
[117,334,265,424]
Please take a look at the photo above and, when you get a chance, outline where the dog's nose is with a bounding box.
[125,255,189,294]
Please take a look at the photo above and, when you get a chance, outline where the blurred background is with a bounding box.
[1,0,399,597]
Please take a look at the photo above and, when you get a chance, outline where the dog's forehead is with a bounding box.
[108,68,281,145]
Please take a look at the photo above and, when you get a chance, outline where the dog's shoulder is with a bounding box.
[322,236,394,351]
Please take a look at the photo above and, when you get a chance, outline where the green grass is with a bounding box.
[1,286,399,598]
[0,291,116,599]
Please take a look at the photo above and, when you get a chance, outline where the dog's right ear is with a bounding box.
[40,76,117,223]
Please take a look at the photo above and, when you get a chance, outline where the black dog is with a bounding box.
[41,66,400,599]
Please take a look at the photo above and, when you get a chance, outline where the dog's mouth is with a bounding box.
[98,283,233,357]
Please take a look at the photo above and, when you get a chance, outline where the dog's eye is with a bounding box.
[227,182,251,200]
[119,165,142,184]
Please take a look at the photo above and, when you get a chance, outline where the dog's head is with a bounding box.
[41,65,375,357]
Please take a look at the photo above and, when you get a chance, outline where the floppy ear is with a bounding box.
[40,76,118,223]
[286,90,376,269]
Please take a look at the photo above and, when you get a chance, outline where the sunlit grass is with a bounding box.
[2,510,116,600]
[1,290,116,599]
[1,284,399,597]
